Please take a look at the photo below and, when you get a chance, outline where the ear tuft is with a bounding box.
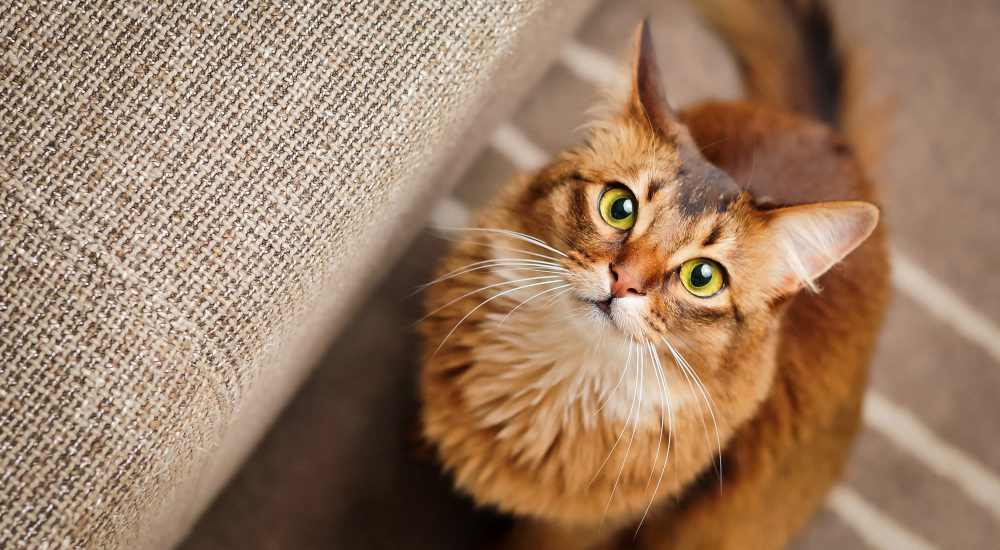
[629,19,677,135]
[765,201,879,294]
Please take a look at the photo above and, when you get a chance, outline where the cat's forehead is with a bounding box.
[672,154,740,217]
[597,155,740,218]
[625,158,744,253]
[579,128,739,216]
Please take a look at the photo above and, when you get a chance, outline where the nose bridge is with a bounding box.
[612,237,661,290]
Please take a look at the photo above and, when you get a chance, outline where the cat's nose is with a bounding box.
[609,264,646,298]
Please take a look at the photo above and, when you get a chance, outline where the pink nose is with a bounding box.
[610,264,645,298]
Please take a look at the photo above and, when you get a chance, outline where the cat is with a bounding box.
[418,2,889,548]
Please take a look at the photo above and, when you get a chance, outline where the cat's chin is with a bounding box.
[576,295,646,339]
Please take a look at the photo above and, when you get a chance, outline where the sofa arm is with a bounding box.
[0,1,596,547]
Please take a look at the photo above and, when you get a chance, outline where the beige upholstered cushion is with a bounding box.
[0,1,595,547]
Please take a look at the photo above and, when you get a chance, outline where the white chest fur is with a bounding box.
[469,290,699,431]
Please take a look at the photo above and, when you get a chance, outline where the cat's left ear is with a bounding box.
[628,19,679,136]
[759,201,880,295]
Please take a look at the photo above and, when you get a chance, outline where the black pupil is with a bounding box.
[610,197,633,220]
[690,263,714,287]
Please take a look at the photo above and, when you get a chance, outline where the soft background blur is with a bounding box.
[183,1,1000,548]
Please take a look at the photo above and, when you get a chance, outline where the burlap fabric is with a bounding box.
[0,1,591,547]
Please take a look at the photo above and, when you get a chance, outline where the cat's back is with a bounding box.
[680,100,874,206]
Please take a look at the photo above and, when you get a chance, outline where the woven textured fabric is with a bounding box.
[0,1,557,547]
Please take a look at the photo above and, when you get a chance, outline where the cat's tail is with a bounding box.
[693,0,886,168]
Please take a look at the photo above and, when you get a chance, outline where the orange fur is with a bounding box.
[420,8,888,550]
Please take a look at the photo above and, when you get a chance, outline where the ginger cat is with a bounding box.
[419,2,889,548]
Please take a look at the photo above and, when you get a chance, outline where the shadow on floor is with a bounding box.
[182,233,510,550]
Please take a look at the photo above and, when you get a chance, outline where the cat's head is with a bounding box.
[506,22,878,357]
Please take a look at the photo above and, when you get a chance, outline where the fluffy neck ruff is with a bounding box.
[421,279,779,524]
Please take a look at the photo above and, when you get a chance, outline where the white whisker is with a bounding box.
[417,257,567,290]
[662,335,723,488]
[578,316,611,413]
[420,275,564,322]
[671,345,713,473]
[589,339,638,488]
[424,258,565,283]
[604,337,645,524]
[644,343,665,488]
[541,285,573,307]
[637,341,675,534]
[431,234,566,263]
[594,340,633,416]
[433,226,569,258]
[499,283,573,326]
[433,279,567,356]
[675,353,719,483]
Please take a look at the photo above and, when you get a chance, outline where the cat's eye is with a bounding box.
[679,258,725,297]
[598,187,637,230]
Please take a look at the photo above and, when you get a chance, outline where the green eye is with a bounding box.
[679,259,725,297]
[599,187,637,230]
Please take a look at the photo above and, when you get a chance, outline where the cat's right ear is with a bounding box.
[758,200,880,296]
[628,19,679,137]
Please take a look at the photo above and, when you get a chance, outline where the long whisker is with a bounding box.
[442,256,565,273]
[433,226,569,258]
[637,341,674,534]
[604,337,645,524]
[671,344,715,482]
[415,258,567,292]
[579,315,610,414]
[669,342,721,473]
[644,342,665,487]
[666,334,713,369]
[540,285,573,307]
[432,279,565,355]
[498,283,572,326]
[684,365,723,488]
[413,264,566,297]
[594,340,634,415]
[420,275,564,322]
[431,234,566,263]
[662,335,723,489]
[589,339,637,488]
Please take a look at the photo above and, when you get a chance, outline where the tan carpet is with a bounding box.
[183,1,1000,548]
